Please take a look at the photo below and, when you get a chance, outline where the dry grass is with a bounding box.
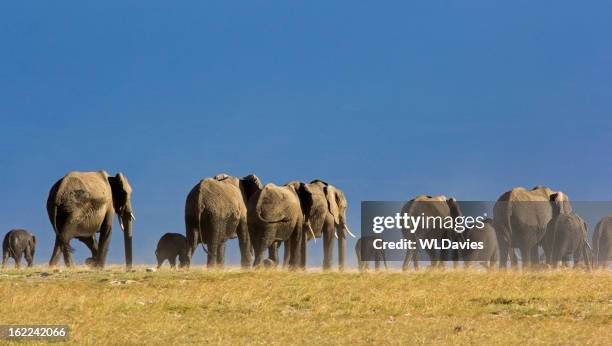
[0,266,610,345]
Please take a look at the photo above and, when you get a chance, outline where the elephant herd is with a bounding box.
[0,171,611,271]
[358,187,611,271]
[2,171,352,271]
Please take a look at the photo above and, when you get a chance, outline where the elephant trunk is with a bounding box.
[338,223,346,271]
[121,212,134,270]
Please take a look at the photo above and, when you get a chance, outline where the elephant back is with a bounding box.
[52,171,113,210]
[189,178,244,219]
[255,184,299,223]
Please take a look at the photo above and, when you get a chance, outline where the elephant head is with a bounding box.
[108,172,135,268]
[286,181,315,223]
[214,173,263,204]
[550,192,572,216]
[318,182,352,239]
[240,174,263,203]
[446,197,462,218]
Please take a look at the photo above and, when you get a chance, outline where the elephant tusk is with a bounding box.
[334,230,338,239]
[343,224,356,238]
[130,212,135,221]
[307,223,316,244]
[119,219,125,232]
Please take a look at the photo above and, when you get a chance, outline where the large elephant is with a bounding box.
[185,173,262,268]
[592,216,612,269]
[291,180,353,271]
[2,229,36,269]
[493,186,571,269]
[47,171,134,269]
[247,182,313,269]
[401,195,462,270]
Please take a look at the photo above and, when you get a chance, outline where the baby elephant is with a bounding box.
[155,233,189,269]
[355,236,388,272]
[543,213,591,269]
[2,229,36,269]
[461,219,499,269]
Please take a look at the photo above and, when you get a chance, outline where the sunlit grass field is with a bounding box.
[0,266,610,345]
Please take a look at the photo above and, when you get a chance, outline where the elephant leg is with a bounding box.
[77,235,98,263]
[374,251,381,271]
[498,241,509,270]
[25,247,34,267]
[562,255,570,267]
[268,242,279,263]
[186,224,199,265]
[216,242,226,268]
[301,234,307,269]
[157,256,163,269]
[14,251,23,269]
[402,248,411,271]
[49,236,63,267]
[237,218,252,268]
[59,234,74,268]
[96,213,114,268]
[518,244,531,270]
[322,223,334,270]
[169,257,176,269]
[288,227,303,270]
[530,246,540,268]
[207,242,218,268]
[2,249,8,269]
[283,240,290,267]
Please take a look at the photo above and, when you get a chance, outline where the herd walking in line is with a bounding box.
[1,170,611,271]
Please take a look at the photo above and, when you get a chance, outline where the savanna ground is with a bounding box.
[0,266,610,345]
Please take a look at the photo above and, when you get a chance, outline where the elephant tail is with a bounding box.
[50,203,60,235]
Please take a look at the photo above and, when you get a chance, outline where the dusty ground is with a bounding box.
[0,266,610,345]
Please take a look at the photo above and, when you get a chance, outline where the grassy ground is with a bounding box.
[0,266,610,345]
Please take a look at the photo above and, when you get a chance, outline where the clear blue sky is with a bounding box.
[1,1,610,266]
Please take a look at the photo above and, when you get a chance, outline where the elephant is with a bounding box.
[592,216,611,269]
[2,229,36,269]
[401,195,463,270]
[541,193,590,268]
[185,173,262,268]
[47,171,134,269]
[493,186,571,269]
[542,202,591,269]
[355,236,387,272]
[460,219,499,269]
[155,233,189,269]
[247,182,314,269]
[282,180,353,271]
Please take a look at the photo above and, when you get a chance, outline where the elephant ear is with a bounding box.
[295,183,314,219]
[446,198,462,218]
[109,173,131,211]
[240,174,263,201]
[31,235,36,246]
[550,192,571,215]
[325,186,340,225]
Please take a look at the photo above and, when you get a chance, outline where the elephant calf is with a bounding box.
[543,213,591,269]
[2,229,36,269]
[460,219,499,269]
[355,236,387,272]
[155,233,189,269]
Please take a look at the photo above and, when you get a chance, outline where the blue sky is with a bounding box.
[1,1,611,266]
